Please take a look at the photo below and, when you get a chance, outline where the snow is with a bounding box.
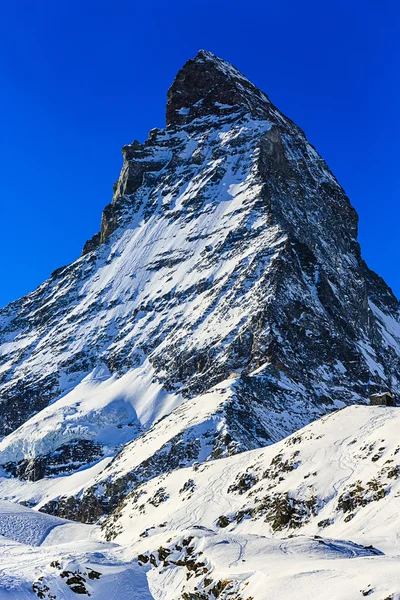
[0,360,182,465]
[0,500,152,599]
[139,529,399,600]
[357,340,386,378]
[97,406,400,599]
[0,404,399,598]
[0,455,113,509]
[370,300,400,349]
[0,500,64,546]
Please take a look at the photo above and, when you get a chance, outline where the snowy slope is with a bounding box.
[0,49,399,525]
[103,405,400,546]
[125,529,400,600]
[99,405,400,599]
[1,408,400,599]
[0,501,152,599]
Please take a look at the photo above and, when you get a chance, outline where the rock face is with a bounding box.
[0,50,399,520]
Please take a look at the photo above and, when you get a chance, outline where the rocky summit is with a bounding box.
[0,50,399,529]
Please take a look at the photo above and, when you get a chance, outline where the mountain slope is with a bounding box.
[103,405,400,544]
[99,405,400,600]
[0,50,399,520]
[0,407,399,600]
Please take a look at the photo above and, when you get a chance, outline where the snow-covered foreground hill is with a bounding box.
[104,405,400,547]
[98,405,400,598]
[0,406,399,599]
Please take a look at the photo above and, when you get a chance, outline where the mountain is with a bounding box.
[0,50,399,524]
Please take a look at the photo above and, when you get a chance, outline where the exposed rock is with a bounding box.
[3,440,104,481]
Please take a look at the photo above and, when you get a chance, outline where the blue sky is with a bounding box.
[0,0,398,306]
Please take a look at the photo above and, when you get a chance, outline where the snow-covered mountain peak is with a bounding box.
[0,52,399,530]
[166,49,273,126]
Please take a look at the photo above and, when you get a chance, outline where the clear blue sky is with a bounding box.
[0,0,398,307]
